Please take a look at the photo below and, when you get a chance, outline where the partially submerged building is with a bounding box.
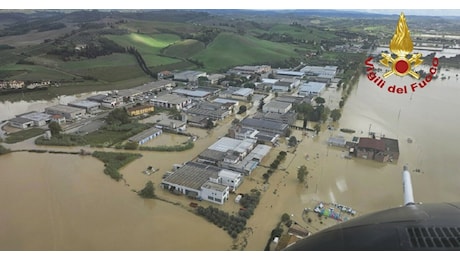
[327,136,347,147]
[197,137,271,175]
[240,117,289,137]
[186,101,232,121]
[128,127,162,145]
[298,82,326,97]
[354,137,399,163]
[262,101,292,114]
[161,162,243,204]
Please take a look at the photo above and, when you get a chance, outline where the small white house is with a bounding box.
[218,169,243,192]
[200,181,229,205]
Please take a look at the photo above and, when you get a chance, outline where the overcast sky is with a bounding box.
[357,9,460,17]
[3,1,460,16]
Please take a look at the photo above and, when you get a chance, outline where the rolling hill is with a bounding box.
[191,32,303,72]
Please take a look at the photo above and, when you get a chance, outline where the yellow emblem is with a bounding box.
[380,13,423,79]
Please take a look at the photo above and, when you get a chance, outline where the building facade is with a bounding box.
[126,105,155,116]
[45,105,85,120]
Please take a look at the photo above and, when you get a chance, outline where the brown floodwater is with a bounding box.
[1,69,460,251]
[0,152,232,250]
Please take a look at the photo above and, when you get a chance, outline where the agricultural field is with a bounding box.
[0,63,77,81]
[162,39,205,59]
[105,33,182,67]
[266,24,338,41]
[120,20,202,36]
[3,9,457,101]
[191,32,302,72]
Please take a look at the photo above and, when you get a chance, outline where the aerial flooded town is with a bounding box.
[1,5,460,252]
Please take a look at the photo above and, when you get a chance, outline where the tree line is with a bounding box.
[126,46,157,79]
[48,38,126,61]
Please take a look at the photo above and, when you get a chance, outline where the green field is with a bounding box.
[57,53,146,82]
[267,24,338,41]
[121,21,201,35]
[0,64,78,81]
[105,33,182,67]
[4,128,45,144]
[162,39,205,59]
[192,32,301,72]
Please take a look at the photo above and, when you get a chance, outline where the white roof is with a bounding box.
[299,82,326,93]
[172,88,210,98]
[262,78,278,84]
[208,137,256,153]
[218,169,241,179]
[19,111,51,121]
[263,100,292,110]
[232,88,253,97]
[68,100,100,108]
[276,70,304,77]
[212,98,239,105]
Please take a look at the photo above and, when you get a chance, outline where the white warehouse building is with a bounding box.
[262,101,292,114]
[298,82,326,96]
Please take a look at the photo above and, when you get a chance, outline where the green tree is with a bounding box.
[314,96,326,105]
[138,180,155,198]
[320,106,331,123]
[330,109,342,122]
[281,213,291,223]
[288,136,297,147]
[48,121,62,136]
[244,82,255,89]
[198,76,209,86]
[339,99,345,108]
[258,99,265,111]
[297,165,308,183]
[238,105,247,114]
[206,118,214,129]
[124,141,139,150]
[106,108,131,125]
[295,103,314,121]
[285,127,291,137]
[313,123,321,134]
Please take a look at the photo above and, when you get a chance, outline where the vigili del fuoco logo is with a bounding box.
[364,12,439,94]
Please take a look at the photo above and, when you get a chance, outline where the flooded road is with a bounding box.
[1,69,460,250]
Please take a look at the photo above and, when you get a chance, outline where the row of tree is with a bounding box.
[262,151,288,183]
[126,46,157,79]
[48,38,126,61]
